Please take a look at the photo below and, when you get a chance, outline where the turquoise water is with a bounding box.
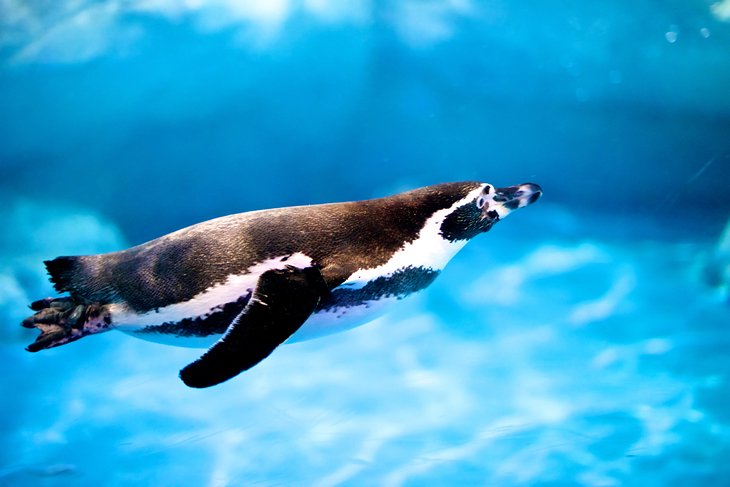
[2,2,730,485]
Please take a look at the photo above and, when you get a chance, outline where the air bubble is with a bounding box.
[700,27,711,38]
[665,31,677,43]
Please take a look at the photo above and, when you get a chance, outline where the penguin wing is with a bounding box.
[179,265,328,388]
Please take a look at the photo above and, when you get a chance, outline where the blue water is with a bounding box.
[2,1,730,485]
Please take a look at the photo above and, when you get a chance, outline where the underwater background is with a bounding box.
[2,0,730,485]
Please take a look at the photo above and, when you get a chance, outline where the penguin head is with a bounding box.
[439,182,542,242]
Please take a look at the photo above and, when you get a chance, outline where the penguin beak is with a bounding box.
[490,183,542,218]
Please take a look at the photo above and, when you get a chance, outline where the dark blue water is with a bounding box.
[1,2,730,485]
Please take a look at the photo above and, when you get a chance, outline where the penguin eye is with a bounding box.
[476,196,487,209]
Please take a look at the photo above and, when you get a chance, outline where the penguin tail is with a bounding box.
[44,256,82,294]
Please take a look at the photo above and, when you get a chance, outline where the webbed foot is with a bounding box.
[22,298,112,352]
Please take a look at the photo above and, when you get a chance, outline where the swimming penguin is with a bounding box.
[22,181,542,388]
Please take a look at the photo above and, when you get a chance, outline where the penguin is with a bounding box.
[22,181,542,388]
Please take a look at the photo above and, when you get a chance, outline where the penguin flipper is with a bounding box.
[179,266,328,388]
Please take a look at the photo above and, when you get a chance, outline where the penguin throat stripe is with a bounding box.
[340,185,486,289]
[109,252,313,328]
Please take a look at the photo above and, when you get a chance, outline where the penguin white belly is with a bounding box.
[287,295,400,343]
[114,296,400,347]
[114,280,423,347]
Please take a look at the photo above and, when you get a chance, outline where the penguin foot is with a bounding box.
[22,298,113,352]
